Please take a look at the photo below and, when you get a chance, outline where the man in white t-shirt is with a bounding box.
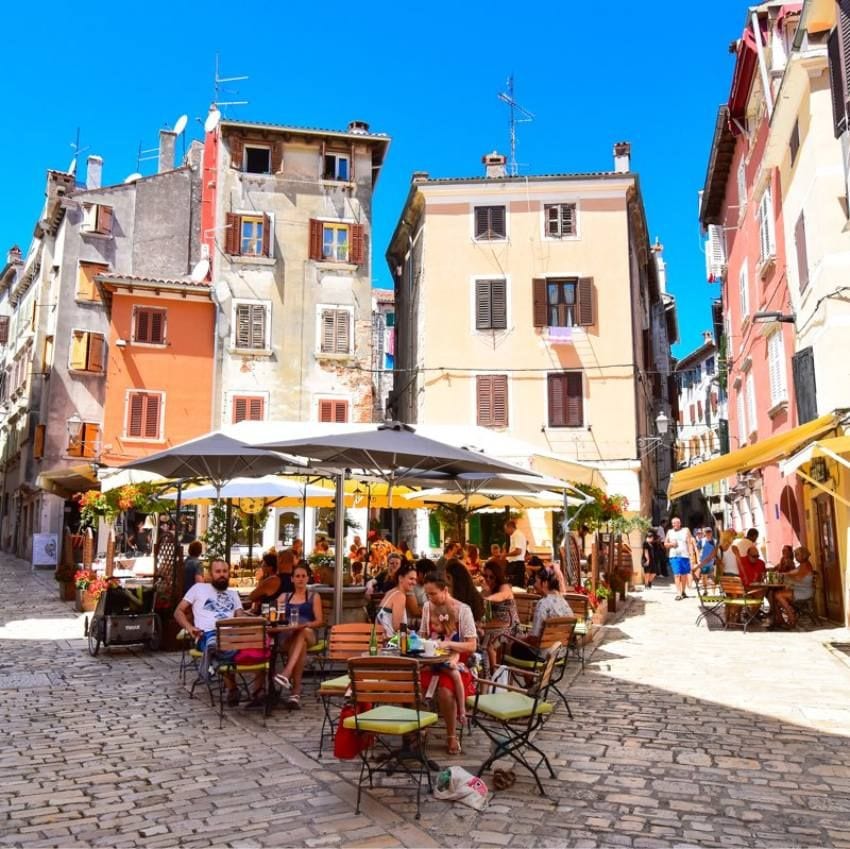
[664,517,696,601]
[504,520,527,588]
[174,559,247,704]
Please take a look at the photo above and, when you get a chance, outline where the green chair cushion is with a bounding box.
[319,674,350,694]
[308,640,327,654]
[724,598,762,607]
[504,654,565,671]
[573,622,588,636]
[702,596,725,604]
[342,704,438,735]
[466,692,554,721]
[217,662,269,673]
[189,649,203,658]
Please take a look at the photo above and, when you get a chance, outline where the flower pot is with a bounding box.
[58,581,76,602]
[591,598,609,625]
[75,588,98,612]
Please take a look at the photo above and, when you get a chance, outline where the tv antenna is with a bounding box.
[214,53,249,114]
[68,127,89,176]
[497,74,534,176]
[136,139,159,172]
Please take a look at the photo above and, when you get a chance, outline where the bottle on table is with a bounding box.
[398,622,408,655]
[369,622,378,656]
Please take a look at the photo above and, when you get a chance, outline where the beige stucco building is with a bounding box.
[387,146,678,544]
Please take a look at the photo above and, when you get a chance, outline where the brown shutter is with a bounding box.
[128,394,144,437]
[475,280,491,329]
[564,204,576,235]
[33,424,45,459]
[249,397,264,420]
[350,224,365,265]
[150,310,165,344]
[476,376,493,426]
[565,372,583,426]
[144,394,161,439]
[532,278,547,327]
[232,397,247,423]
[82,423,100,459]
[548,375,565,427]
[309,219,323,261]
[493,205,506,237]
[271,141,283,174]
[135,309,149,343]
[321,310,335,353]
[333,401,348,423]
[491,279,507,329]
[795,211,809,292]
[235,304,250,348]
[96,205,113,235]
[225,213,240,255]
[577,277,594,326]
[229,136,244,169]
[0,316,9,345]
[319,400,333,422]
[474,207,486,238]
[87,334,105,373]
[262,213,271,257]
[492,375,508,426]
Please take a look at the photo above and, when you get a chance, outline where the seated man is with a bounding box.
[174,559,250,706]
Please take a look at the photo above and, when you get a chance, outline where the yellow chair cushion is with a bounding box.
[342,705,438,735]
[189,649,203,658]
[723,598,762,607]
[504,654,565,671]
[217,662,269,673]
[319,674,350,694]
[308,640,327,654]
[466,692,554,721]
[573,622,588,636]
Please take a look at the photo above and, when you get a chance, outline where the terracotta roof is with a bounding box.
[373,288,394,303]
[700,106,736,226]
[220,119,389,142]
[96,272,211,289]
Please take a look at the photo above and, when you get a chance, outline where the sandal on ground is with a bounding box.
[493,768,516,790]
[285,693,301,709]
[447,735,462,755]
[674,595,683,601]
[274,673,291,691]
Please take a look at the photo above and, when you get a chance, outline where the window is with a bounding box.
[69,331,105,373]
[767,331,788,407]
[33,424,45,459]
[233,302,269,351]
[737,389,747,445]
[67,421,100,458]
[125,392,163,440]
[232,396,265,423]
[705,356,715,376]
[318,399,349,423]
[0,316,8,345]
[476,375,508,427]
[133,308,167,345]
[789,119,800,165]
[319,308,352,355]
[82,203,114,236]
[547,372,583,427]
[739,263,750,320]
[244,145,271,174]
[757,188,776,263]
[746,372,757,436]
[76,261,106,302]
[224,212,272,257]
[474,206,506,240]
[475,279,507,330]
[737,159,747,209]
[323,153,350,181]
[533,277,594,327]
[308,220,365,265]
[323,223,349,262]
[544,203,577,238]
[795,211,809,293]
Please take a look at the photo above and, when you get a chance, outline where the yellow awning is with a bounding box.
[668,413,839,500]
[36,464,100,498]
[780,435,850,476]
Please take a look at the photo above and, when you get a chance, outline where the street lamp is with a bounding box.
[638,411,670,453]
[66,414,83,441]
[752,311,796,324]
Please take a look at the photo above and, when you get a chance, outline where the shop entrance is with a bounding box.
[813,493,843,622]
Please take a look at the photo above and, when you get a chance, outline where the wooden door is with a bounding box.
[813,494,843,622]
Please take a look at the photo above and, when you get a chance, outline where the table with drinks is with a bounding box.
[258,600,305,706]
[752,570,789,629]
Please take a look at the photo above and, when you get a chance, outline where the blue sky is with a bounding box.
[0,1,749,358]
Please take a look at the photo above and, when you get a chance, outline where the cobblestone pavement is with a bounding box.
[2,555,850,848]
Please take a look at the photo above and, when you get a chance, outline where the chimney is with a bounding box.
[613,141,631,173]
[482,151,507,178]
[348,120,370,135]
[703,331,714,345]
[412,171,430,184]
[159,129,176,173]
[6,246,22,266]
[86,155,103,190]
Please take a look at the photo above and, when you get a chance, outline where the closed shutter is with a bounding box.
[150,310,165,344]
[69,332,87,370]
[77,262,105,301]
[333,400,348,422]
[577,277,594,326]
[795,212,809,293]
[128,394,145,437]
[335,310,350,353]
[562,203,576,235]
[33,424,45,459]
[0,316,9,345]
[319,400,333,422]
[319,400,348,423]
[549,373,583,426]
[309,219,323,261]
[249,397,264,420]
[476,376,493,426]
[532,278,547,327]
[87,334,105,373]
[250,305,265,349]
[350,224,365,265]
[792,346,818,424]
[225,213,240,255]
[262,213,271,257]
[476,375,507,427]
[490,279,507,329]
[474,207,487,238]
[229,136,244,169]
[490,206,506,238]
[565,372,583,426]
[235,304,266,349]
[321,310,336,353]
[233,397,247,423]
[829,27,847,137]
[548,375,565,426]
[135,309,149,343]
[82,423,100,459]
[236,304,251,348]
[492,375,508,426]
[232,396,265,423]
[144,394,161,439]
[271,142,283,174]
[95,205,113,235]
[475,206,506,239]
[475,280,492,329]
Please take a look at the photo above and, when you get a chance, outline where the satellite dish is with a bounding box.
[173,114,188,135]
[67,158,77,176]
[124,173,143,184]
[204,109,221,133]
[190,259,210,283]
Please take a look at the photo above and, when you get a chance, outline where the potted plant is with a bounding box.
[593,584,612,622]
[74,569,99,612]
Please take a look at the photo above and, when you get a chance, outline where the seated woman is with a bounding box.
[249,550,295,613]
[507,569,574,662]
[420,573,479,755]
[777,544,795,574]
[445,558,485,623]
[272,564,323,708]
[480,559,518,673]
[374,563,418,638]
[774,546,815,628]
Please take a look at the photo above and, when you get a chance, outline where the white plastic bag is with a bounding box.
[491,664,511,688]
[433,766,489,810]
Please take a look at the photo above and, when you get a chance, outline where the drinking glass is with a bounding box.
[290,608,300,627]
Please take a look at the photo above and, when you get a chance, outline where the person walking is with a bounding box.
[664,517,696,600]
[641,530,661,589]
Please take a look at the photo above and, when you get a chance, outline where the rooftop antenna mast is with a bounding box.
[68,127,89,175]
[497,74,534,176]
[136,140,159,172]
[214,53,249,115]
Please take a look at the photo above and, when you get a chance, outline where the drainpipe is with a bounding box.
[751,10,774,119]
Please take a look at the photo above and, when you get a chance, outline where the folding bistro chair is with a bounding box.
[467,642,563,796]
[720,577,764,633]
[344,656,438,819]
[792,572,820,626]
[317,623,376,758]
[693,580,726,629]
[563,592,590,668]
[502,616,576,717]
[513,592,541,633]
[213,618,271,727]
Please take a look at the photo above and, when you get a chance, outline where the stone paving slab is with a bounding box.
[2,557,850,847]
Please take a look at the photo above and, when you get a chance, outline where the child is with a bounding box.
[427,603,468,728]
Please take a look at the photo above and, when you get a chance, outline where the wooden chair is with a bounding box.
[563,593,590,668]
[513,592,541,632]
[344,656,438,819]
[719,577,764,633]
[468,642,563,796]
[317,623,377,758]
[213,618,270,727]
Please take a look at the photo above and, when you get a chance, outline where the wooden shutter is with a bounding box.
[87,334,105,373]
[95,205,113,235]
[548,375,565,426]
[309,219,323,261]
[232,396,264,423]
[795,212,809,293]
[492,375,508,426]
[262,213,271,257]
[318,399,347,423]
[235,304,251,348]
[249,397,264,420]
[532,278,547,327]
[128,393,144,437]
[250,305,266,349]
[474,207,487,239]
[475,281,492,329]
[33,424,45,459]
[82,423,100,459]
[69,332,87,370]
[577,277,594,326]
[135,309,149,343]
[319,400,333,422]
[321,310,336,353]
[229,136,244,169]
[563,204,576,236]
[150,310,165,344]
[336,310,350,353]
[233,396,247,423]
[476,376,493,426]
[67,428,82,457]
[144,394,161,438]
[792,346,818,424]
[350,224,365,265]
[224,213,240,255]
[333,400,348,422]
[565,372,583,426]
[0,316,8,345]
[271,141,283,174]
[491,206,506,237]
[77,262,104,301]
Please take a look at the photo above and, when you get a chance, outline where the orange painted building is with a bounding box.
[96,272,215,465]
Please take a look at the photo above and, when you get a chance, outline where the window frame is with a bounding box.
[68,329,106,374]
[317,397,350,423]
[123,390,165,442]
[545,278,580,328]
[472,204,507,241]
[243,144,272,175]
[547,371,584,428]
[738,263,750,322]
[322,222,351,263]
[316,305,354,356]
[224,212,274,259]
[76,260,107,303]
[240,214,266,258]
[231,299,271,354]
[746,371,758,437]
[737,388,747,446]
[542,202,579,240]
[472,277,508,332]
[131,306,168,346]
[323,152,351,182]
[66,421,101,459]
[757,187,776,263]
[475,374,509,428]
[228,393,268,424]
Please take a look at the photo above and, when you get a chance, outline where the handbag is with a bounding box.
[333,703,374,759]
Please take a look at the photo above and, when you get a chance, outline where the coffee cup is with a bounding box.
[422,639,437,657]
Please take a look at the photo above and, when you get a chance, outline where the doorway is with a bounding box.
[813,494,843,622]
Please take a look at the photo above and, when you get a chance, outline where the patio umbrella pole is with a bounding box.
[333,470,348,626]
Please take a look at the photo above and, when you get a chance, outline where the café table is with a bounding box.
[750,581,787,629]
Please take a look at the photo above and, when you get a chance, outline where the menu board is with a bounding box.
[32,533,59,567]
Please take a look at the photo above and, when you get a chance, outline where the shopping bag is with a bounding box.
[333,704,374,759]
[433,766,489,810]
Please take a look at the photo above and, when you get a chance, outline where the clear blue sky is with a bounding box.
[1,1,749,358]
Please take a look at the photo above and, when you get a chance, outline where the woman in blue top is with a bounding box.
[273,564,323,707]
